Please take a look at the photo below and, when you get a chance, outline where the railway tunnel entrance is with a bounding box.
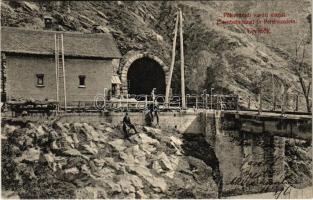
[127,57,166,95]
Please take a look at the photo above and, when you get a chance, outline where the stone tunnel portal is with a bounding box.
[127,57,166,95]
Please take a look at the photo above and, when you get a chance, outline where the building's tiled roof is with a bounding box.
[1,27,121,58]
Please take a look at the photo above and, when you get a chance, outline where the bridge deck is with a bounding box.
[222,110,311,120]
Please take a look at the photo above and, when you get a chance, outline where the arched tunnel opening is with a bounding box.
[127,57,166,95]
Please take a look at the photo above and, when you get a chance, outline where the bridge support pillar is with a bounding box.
[203,112,287,195]
[272,136,285,185]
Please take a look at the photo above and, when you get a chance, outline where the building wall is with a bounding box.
[6,55,57,101]
[6,54,114,103]
[64,58,113,102]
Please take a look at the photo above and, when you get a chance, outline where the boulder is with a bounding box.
[23,135,34,147]
[10,145,22,156]
[186,156,213,182]
[136,189,148,199]
[119,152,139,165]
[71,133,80,144]
[72,122,82,131]
[139,143,156,154]
[117,174,144,190]
[53,122,68,133]
[16,163,36,180]
[124,145,145,159]
[66,157,88,171]
[54,156,67,170]
[104,157,121,171]
[168,154,181,169]
[129,175,144,190]
[80,164,92,177]
[64,167,79,175]
[97,134,108,144]
[105,127,115,133]
[170,136,183,146]
[82,123,100,141]
[88,160,98,173]
[26,122,36,130]
[23,1,39,12]
[42,152,55,163]
[63,123,71,130]
[94,167,115,178]
[108,139,126,152]
[96,190,107,199]
[93,158,105,167]
[62,148,82,157]
[175,157,190,172]
[151,160,163,173]
[3,125,17,135]
[143,126,162,135]
[164,171,176,179]
[157,152,173,171]
[105,182,122,193]
[125,192,136,199]
[161,136,183,155]
[127,165,167,192]
[51,140,60,150]
[64,135,75,147]
[74,186,100,199]
[15,147,40,162]
[1,134,7,140]
[131,133,159,145]
[81,142,98,155]
[36,125,46,138]
[1,190,20,199]
[96,124,106,131]
[118,179,135,194]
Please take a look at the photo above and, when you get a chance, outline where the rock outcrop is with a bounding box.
[1,120,218,199]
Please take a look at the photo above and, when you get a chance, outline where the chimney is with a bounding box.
[43,15,53,30]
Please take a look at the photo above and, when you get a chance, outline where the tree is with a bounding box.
[291,40,312,112]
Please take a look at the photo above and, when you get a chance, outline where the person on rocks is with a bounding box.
[145,104,154,127]
[123,111,138,139]
[153,104,159,126]
[145,104,159,127]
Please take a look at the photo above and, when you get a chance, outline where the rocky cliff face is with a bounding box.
[1,120,218,199]
[1,0,311,110]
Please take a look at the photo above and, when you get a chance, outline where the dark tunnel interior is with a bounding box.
[127,57,166,95]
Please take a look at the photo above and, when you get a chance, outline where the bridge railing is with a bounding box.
[6,92,310,116]
[90,94,240,111]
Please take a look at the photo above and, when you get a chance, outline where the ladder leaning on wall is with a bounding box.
[54,33,67,111]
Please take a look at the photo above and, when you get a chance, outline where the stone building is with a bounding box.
[1,27,121,105]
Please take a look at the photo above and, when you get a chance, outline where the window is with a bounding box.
[79,75,86,87]
[36,74,44,86]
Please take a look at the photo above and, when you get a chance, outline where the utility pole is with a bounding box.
[258,72,263,114]
[179,9,186,109]
[272,73,276,111]
[210,88,214,110]
[165,12,179,106]
[258,88,262,114]
[248,96,251,109]
[61,34,67,111]
[54,34,59,111]
[281,84,286,115]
